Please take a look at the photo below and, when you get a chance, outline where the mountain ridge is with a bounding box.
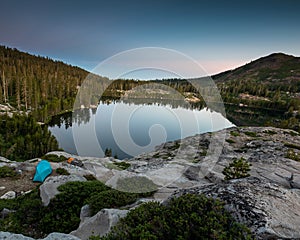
[213,52,300,85]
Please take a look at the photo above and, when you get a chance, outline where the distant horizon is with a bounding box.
[2,44,299,81]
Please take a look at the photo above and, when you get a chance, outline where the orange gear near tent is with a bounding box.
[67,157,74,164]
[67,157,84,167]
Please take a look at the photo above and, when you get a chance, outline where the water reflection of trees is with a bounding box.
[120,98,206,110]
[224,104,285,126]
[48,108,91,129]
[49,98,211,129]
[49,97,287,133]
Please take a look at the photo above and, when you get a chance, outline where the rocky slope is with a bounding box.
[1,126,300,239]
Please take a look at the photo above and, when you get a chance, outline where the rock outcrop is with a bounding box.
[0,190,16,199]
[39,175,87,206]
[70,208,128,240]
[170,177,300,239]
[0,232,80,240]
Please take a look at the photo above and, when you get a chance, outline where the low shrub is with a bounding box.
[230,131,240,137]
[113,161,130,170]
[42,154,67,162]
[97,194,252,240]
[222,157,251,180]
[226,139,236,144]
[286,149,300,161]
[55,168,70,175]
[244,131,257,137]
[284,142,300,150]
[284,130,298,136]
[89,189,138,215]
[84,174,97,181]
[0,166,17,178]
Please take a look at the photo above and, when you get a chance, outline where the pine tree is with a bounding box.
[222,157,251,180]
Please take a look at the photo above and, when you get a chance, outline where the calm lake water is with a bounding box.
[49,100,234,159]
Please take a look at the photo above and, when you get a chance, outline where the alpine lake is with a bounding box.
[48,98,234,159]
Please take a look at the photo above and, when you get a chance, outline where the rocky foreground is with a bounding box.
[1,126,300,239]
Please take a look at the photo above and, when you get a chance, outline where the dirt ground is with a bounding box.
[0,170,40,196]
[0,160,63,197]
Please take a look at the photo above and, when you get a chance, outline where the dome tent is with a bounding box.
[33,160,52,182]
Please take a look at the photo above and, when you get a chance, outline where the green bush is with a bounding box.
[89,189,138,215]
[244,131,257,137]
[222,157,251,180]
[39,181,110,234]
[284,130,298,136]
[98,194,252,240]
[84,174,97,181]
[55,167,70,175]
[226,139,236,144]
[113,161,130,170]
[230,131,240,137]
[42,154,67,162]
[0,166,17,178]
[284,142,300,150]
[286,149,300,161]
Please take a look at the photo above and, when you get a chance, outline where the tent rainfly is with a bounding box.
[33,160,52,182]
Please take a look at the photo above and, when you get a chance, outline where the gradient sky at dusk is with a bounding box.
[1,0,300,78]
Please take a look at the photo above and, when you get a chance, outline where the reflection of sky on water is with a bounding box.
[49,102,234,159]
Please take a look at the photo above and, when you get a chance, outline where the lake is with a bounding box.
[49,100,234,159]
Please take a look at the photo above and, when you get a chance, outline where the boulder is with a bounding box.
[290,173,300,189]
[0,232,81,240]
[1,208,15,219]
[172,177,300,239]
[0,156,13,163]
[0,191,16,199]
[39,175,86,206]
[79,204,91,226]
[43,232,81,240]
[70,209,128,240]
[0,232,34,240]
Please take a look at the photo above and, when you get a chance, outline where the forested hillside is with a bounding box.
[214,53,300,111]
[1,46,300,130]
[0,46,109,121]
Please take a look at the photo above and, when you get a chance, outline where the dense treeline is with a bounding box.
[0,114,58,161]
[218,78,300,111]
[0,46,108,121]
[94,78,202,100]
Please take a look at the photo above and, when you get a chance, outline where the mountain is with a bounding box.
[213,52,300,90]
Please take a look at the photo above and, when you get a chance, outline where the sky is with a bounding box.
[1,0,300,79]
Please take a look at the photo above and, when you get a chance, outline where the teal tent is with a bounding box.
[33,160,52,182]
